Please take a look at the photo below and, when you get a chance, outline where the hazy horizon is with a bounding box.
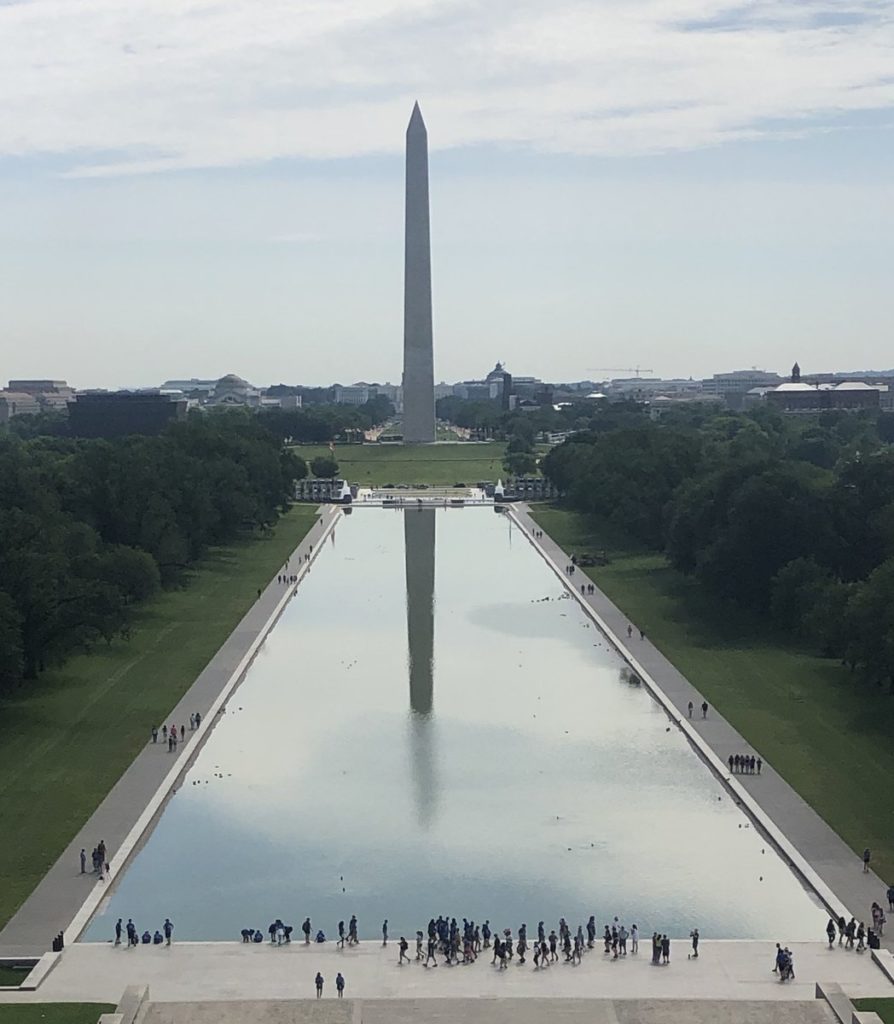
[2,0,893,389]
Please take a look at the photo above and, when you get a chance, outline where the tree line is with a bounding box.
[543,404,894,689]
[0,412,305,691]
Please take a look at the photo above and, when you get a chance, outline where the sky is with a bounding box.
[1,0,893,389]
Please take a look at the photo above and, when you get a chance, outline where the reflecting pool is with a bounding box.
[84,508,822,942]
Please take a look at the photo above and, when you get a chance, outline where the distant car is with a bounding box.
[417,483,429,489]
[383,483,395,489]
[453,482,467,488]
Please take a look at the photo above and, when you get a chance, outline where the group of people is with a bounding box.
[115,916,173,948]
[727,753,762,774]
[386,916,689,971]
[79,840,108,879]
[773,944,795,981]
[580,583,596,596]
[825,913,883,952]
[150,715,201,752]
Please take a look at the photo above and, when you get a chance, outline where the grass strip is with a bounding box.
[292,441,508,486]
[530,504,894,882]
[0,506,318,929]
[0,1007,115,1024]
[855,999,894,1023]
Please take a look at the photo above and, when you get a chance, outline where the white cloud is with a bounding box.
[1,0,893,173]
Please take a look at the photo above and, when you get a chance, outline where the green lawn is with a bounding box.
[0,505,317,930]
[856,999,894,1023]
[292,441,507,486]
[530,505,894,882]
[0,1007,114,1024]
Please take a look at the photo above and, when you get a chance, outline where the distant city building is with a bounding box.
[205,373,263,408]
[701,369,782,409]
[333,384,371,406]
[159,378,217,396]
[69,390,188,437]
[454,380,500,401]
[0,390,41,422]
[765,363,881,414]
[272,393,304,410]
[7,379,75,411]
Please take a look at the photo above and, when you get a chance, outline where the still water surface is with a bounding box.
[85,508,822,941]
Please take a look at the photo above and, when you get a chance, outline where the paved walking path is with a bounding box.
[0,506,340,958]
[513,504,892,949]
[0,939,888,1005]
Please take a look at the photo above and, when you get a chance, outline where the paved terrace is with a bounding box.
[512,503,892,947]
[0,940,889,1005]
[0,505,341,958]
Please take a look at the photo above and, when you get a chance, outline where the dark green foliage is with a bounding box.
[0,413,297,691]
[261,396,393,444]
[309,455,339,479]
[542,405,894,685]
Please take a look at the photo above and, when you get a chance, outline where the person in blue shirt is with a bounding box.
[153,931,163,945]
[163,918,173,946]
[335,972,345,998]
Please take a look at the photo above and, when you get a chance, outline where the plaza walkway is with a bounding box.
[512,503,891,949]
[0,939,889,1005]
[0,505,340,958]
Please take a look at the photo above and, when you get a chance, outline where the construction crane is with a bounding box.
[587,366,654,378]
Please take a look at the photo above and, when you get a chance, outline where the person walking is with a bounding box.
[630,924,638,954]
[114,918,122,945]
[303,918,311,944]
[335,972,345,998]
[151,726,158,744]
[689,928,699,959]
[887,884,894,912]
[701,701,709,718]
[425,936,438,967]
[382,919,388,946]
[163,918,173,946]
[826,918,837,948]
[315,972,324,998]
[79,849,86,874]
[398,936,410,964]
[687,702,693,719]
[863,848,872,873]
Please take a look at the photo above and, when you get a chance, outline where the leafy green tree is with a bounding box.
[0,591,24,691]
[846,559,894,688]
[310,455,339,478]
[505,452,538,476]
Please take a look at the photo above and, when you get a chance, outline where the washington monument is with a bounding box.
[402,102,435,443]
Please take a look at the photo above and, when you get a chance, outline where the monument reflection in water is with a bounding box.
[83,509,823,942]
[405,508,437,828]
